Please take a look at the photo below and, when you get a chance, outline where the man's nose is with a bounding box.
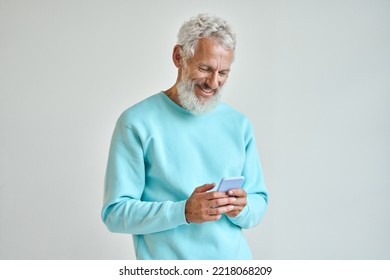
[206,72,220,90]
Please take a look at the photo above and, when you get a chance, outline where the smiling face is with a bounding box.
[166,37,234,114]
[180,38,234,102]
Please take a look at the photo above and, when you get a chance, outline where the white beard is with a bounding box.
[177,79,221,115]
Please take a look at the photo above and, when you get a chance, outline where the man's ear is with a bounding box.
[172,45,184,68]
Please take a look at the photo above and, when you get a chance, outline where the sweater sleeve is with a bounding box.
[227,122,269,229]
[101,119,188,235]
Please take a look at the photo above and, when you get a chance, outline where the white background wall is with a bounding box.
[1,0,389,259]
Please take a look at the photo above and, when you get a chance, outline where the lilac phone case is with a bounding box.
[217,176,245,192]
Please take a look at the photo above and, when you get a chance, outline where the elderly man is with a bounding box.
[102,14,268,260]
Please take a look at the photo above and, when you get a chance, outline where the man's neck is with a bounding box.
[164,85,181,106]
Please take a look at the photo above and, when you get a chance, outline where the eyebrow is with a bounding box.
[193,60,231,73]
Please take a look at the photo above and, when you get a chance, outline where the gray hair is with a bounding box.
[177,14,236,62]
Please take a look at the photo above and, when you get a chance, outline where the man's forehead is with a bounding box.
[192,38,234,64]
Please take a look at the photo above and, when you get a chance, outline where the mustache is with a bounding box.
[195,81,220,93]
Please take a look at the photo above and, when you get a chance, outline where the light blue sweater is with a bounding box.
[102,92,268,259]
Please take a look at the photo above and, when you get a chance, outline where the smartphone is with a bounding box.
[217,176,245,192]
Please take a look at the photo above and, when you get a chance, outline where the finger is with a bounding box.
[209,196,236,208]
[194,183,216,193]
[227,188,247,197]
[205,190,230,200]
[208,205,234,215]
[225,207,244,218]
[229,198,247,207]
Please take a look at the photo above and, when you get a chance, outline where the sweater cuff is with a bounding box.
[166,200,189,227]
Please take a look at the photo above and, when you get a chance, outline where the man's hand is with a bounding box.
[224,188,247,218]
[185,183,237,223]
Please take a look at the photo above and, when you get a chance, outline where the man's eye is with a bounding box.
[199,67,210,72]
[219,72,229,77]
